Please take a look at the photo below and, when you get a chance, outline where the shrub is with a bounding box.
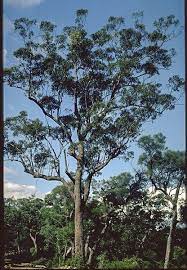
[97,254,108,268]
[49,255,64,268]
[100,256,151,269]
[32,257,48,266]
[65,256,85,268]
[170,246,187,268]
[30,247,37,258]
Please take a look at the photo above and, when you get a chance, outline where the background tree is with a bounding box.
[91,172,170,267]
[82,172,144,265]
[138,133,185,269]
[41,185,74,266]
[4,159,185,268]
[4,9,184,261]
[5,198,27,256]
[18,197,44,258]
[4,197,45,265]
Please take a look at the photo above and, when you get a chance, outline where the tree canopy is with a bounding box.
[4,11,184,190]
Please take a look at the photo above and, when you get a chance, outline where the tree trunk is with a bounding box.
[16,232,21,255]
[17,243,21,255]
[70,240,74,257]
[63,244,67,261]
[74,143,84,263]
[86,222,109,266]
[85,235,90,260]
[29,232,37,256]
[164,182,181,269]
[56,237,61,267]
[164,207,177,269]
[74,174,84,261]
[87,247,94,266]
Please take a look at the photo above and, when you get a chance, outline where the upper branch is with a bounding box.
[28,94,73,143]
[24,168,74,199]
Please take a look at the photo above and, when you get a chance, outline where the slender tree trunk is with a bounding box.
[164,182,181,269]
[86,222,109,266]
[74,171,84,260]
[56,237,61,267]
[17,243,21,255]
[84,235,90,260]
[164,207,177,269]
[74,143,84,262]
[16,232,21,255]
[63,244,67,261]
[29,232,37,256]
[87,247,94,266]
[70,240,74,257]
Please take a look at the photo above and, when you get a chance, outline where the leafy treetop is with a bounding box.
[4,10,184,201]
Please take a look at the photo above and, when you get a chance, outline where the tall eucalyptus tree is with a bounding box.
[4,10,183,261]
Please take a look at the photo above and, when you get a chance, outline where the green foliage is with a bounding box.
[138,133,185,191]
[97,253,108,268]
[30,247,37,257]
[3,9,185,268]
[5,198,28,254]
[65,256,84,268]
[96,172,144,206]
[99,257,151,269]
[40,188,74,262]
[4,10,184,188]
[32,257,48,267]
[4,160,185,268]
[171,246,187,268]
[4,197,45,261]
[75,9,88,28]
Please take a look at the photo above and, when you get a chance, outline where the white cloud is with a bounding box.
[6,0,44,8]
[4,178,46,199]
[4,180,36,199]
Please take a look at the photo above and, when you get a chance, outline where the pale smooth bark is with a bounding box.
[164,182,181,269]
[74,176,84,259]
[29,232,37,256]
[74,143,84,260]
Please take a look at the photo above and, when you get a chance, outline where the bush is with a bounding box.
[100,257,151,269]
[48,255,64,268]
[46,259,53,268]
[64,256,85,268]
[170,246,187,268]
[97,254,108,268]
[32,257,48,266]
[30,247,37,258]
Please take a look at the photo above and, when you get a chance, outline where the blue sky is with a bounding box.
[3,0,185,198]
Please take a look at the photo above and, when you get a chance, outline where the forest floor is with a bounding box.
[5,261,75,269]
